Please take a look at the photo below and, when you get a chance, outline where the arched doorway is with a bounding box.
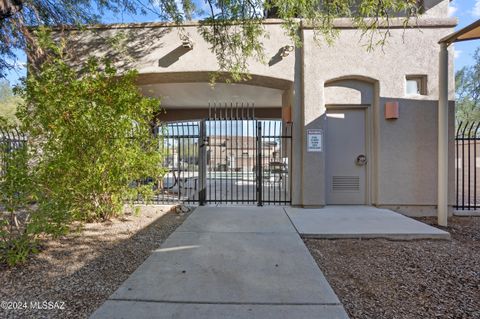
[324,76,379,205]
[138,73,294,206]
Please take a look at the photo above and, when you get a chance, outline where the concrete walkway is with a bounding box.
[286,206,450,240]
[90,206,349,319]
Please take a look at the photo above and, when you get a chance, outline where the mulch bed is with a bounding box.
[0,205,192,319]
[305,216,480,319]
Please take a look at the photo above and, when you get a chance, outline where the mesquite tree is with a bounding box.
[456,47,480,123]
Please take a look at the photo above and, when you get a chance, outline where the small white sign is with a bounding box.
[307,129,323,152]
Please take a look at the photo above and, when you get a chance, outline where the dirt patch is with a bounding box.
[305,216,480,319]
[0,205,192,319]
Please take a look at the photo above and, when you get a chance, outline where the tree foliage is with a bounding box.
[0,122,35,266]
[1,0,422,80]
[456,47,480,123]
[0,79,22,122]
[16,36,164,222]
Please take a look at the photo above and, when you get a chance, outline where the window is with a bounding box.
[406,75,427,95]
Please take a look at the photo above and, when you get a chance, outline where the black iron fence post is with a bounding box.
[256,121,263,206]
[198,120,207,205]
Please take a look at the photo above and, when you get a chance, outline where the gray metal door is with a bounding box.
[326,108,367,204]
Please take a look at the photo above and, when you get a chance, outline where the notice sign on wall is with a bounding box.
[307,129,323,152]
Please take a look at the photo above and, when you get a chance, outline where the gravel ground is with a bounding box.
[0,205,192,319]
[305,216,480,319]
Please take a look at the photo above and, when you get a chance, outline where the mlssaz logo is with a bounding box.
[30,301,66,310]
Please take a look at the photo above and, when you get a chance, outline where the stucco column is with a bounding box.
[437,42,449,226]
[291,43,303,206]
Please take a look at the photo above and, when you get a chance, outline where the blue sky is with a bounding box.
[450,0,480,70]
[3,0,480,86]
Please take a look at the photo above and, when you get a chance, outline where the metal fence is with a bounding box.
[0,117,292,207]
[149,121,201,204]
[202,117,292,206]
[455,121,480,210]
[150,116,292,206]
[0,128,27,178]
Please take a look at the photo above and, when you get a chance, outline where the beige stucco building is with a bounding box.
[62,0,457,216]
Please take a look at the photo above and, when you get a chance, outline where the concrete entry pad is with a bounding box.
[176,206,296,233]
[286,206,450,240]
[90,206,349,319]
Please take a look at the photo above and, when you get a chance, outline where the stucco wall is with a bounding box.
[325,80,374,105]
[58,4,457,213]
[422,0,449,18]
[62,23,295,85]
[301,22,456,208]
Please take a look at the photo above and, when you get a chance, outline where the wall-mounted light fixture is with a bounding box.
[280,45,294,57]
[385,101,399,120]
[180,34,194,50]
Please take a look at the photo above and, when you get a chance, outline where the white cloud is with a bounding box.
[454,48,462,59]
[473,0,480,17]
[448,1,458,17]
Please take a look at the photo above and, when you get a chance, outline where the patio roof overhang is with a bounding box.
[440,19,480,45]
[437,19,480,227]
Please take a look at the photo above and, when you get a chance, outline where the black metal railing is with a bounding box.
[455,121,480,210]
[0,115,292,207]
[149,121,201,204]
[0,128,27,178]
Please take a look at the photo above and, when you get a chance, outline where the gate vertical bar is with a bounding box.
[462,124,464,210]
[230,102,234,203]
[176,125,181,202]
[220,104,224,204]
[456,122,461,209]
[199,120,207,205]
[241,104,245,203]
[468,123,473,209]
[475,123,480,209]
[256,121,263,206]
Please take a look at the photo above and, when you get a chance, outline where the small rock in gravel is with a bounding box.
[0,204,192,319]
[304,216,480,319]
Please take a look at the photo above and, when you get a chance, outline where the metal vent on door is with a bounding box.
[332,176,360,192]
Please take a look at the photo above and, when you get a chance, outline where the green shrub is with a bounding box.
[0,134,37,266]
[0,31,165,266]
[16,50,164,222]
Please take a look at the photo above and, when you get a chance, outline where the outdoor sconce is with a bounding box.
[385,101,399,120]
[180,34,194,50]
[280,45,294,57]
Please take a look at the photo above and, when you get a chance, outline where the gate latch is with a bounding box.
[202,136,210,146]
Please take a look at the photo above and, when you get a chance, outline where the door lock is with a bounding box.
[355,154,367,166]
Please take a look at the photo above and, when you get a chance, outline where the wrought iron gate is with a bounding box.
[152,103,292,206]
[455,121,480,210]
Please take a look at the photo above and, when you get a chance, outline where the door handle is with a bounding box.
[356,154,367,166]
